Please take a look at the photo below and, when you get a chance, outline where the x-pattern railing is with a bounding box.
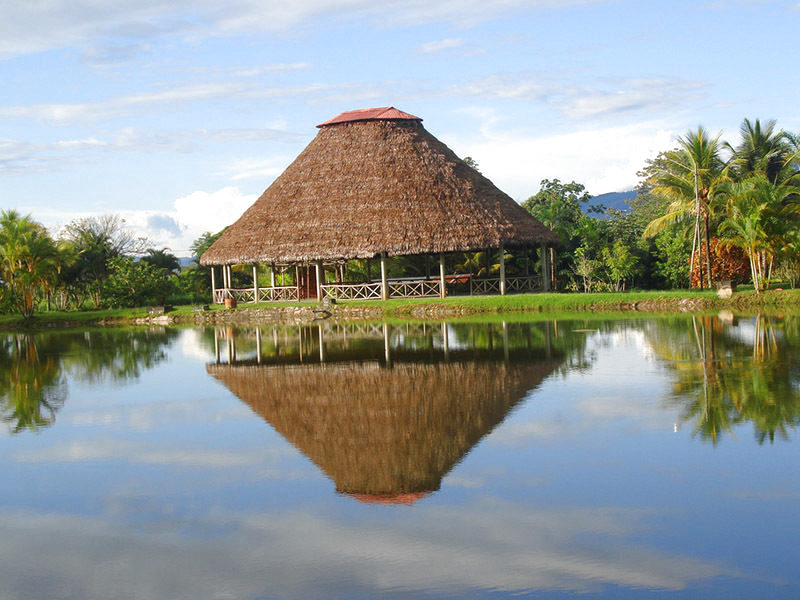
[321,282,382,300]
[230,288,256,302]
[506,276,542,293]
[388,280,441,298]
[259,286,299,302]
[470,278,501,295]
[469,276,541,295]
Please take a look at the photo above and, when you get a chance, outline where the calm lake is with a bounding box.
[1,314,799,599]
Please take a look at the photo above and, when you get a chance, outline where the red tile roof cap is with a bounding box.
[317,106,422,128]
[347,491,430,505]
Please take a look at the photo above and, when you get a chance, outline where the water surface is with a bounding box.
[1,315,799,599]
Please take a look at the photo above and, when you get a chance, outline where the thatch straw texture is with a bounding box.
[200,114,558,265]
[207,358,559,500]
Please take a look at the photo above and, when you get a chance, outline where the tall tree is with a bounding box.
[521,179,601,290]
[716,175,800,292]
[141,247,180,273]
[643,128,727,288]
[0,210,60,318]
[59,214,149,307]
[727,118,792,184]
[190,230,225,264]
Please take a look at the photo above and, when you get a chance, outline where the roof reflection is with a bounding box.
[207,322,564,502]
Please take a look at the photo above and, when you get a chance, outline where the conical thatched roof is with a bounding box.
[207,357,560,502]
[200,107,558,265]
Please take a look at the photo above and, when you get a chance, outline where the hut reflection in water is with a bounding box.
[207,322,563,503]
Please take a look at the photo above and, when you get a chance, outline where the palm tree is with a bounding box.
[0,334,65,433]
[643,128,727,288]
[141,247,181,273]
[0,210,60,318]
[716,175,800,292]
[727,118,793,184]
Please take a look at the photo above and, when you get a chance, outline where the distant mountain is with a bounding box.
[589,190,637,213]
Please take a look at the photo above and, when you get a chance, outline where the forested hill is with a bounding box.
[589,190,636,213]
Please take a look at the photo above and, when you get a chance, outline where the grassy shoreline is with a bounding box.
[1,288,798,330]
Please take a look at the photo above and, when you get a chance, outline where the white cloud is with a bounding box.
[31,186,256,255]
[417,37,464,53]
[171,186,256,236]
[0,82,253,123]
[446,116,678,196]
[0,1,602,59]
[0,81,378,124]
[13,440,264,468]
[0,500,734,599]
[131,186,256,255]
[0,127,298,178]
[560,78,709,120]
[443,74,708,121]
[218,156,293,181]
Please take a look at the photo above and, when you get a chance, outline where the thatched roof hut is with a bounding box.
[207,356,560,503]
[200,107,558,266]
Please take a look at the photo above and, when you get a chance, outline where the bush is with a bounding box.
[101,257,175,308]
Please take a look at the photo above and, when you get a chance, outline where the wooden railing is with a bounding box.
[258,286,299,302]
[213,274,542,304]
[470,276,541,295]
[388,279,441,298]
[214,286,298,304]
[505,276,542,293]
[470,278,501,295]
[321,282,382,300]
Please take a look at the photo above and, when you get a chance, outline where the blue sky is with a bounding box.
[1,0,798,255]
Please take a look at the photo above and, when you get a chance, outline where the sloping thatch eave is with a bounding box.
[200,119,559,266]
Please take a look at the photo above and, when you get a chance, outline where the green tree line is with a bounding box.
[522,118,800,292]
[0,213,224,317]
[2,117,798,316]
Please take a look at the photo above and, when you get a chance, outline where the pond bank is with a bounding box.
[3,288,799,330]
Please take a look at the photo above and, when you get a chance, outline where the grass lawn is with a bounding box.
[2,288,798,330]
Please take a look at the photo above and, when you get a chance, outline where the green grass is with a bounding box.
[0,306,151,326]
[339,289,724,317]
[2,288,799,330]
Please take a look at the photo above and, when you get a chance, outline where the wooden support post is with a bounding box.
[499,247,506,296]
[502,321,509,363]
[270,264,276,288]
[541,244,551,292]
[380,254,388,300]
[210,267,216,303]
[318,324,325,362]
[252,264,258,303]
[383,322,391,367]
[255,328,261,364]
[315,260,323,302]
[439,254,446,298]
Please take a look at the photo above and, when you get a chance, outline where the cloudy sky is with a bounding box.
[2,0,797,255]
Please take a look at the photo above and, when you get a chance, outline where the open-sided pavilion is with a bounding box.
[200,107,559,303]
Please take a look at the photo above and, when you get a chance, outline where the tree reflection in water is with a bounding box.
[0,334,66,434]
[646,314,800,444]
[0,328,180,434]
